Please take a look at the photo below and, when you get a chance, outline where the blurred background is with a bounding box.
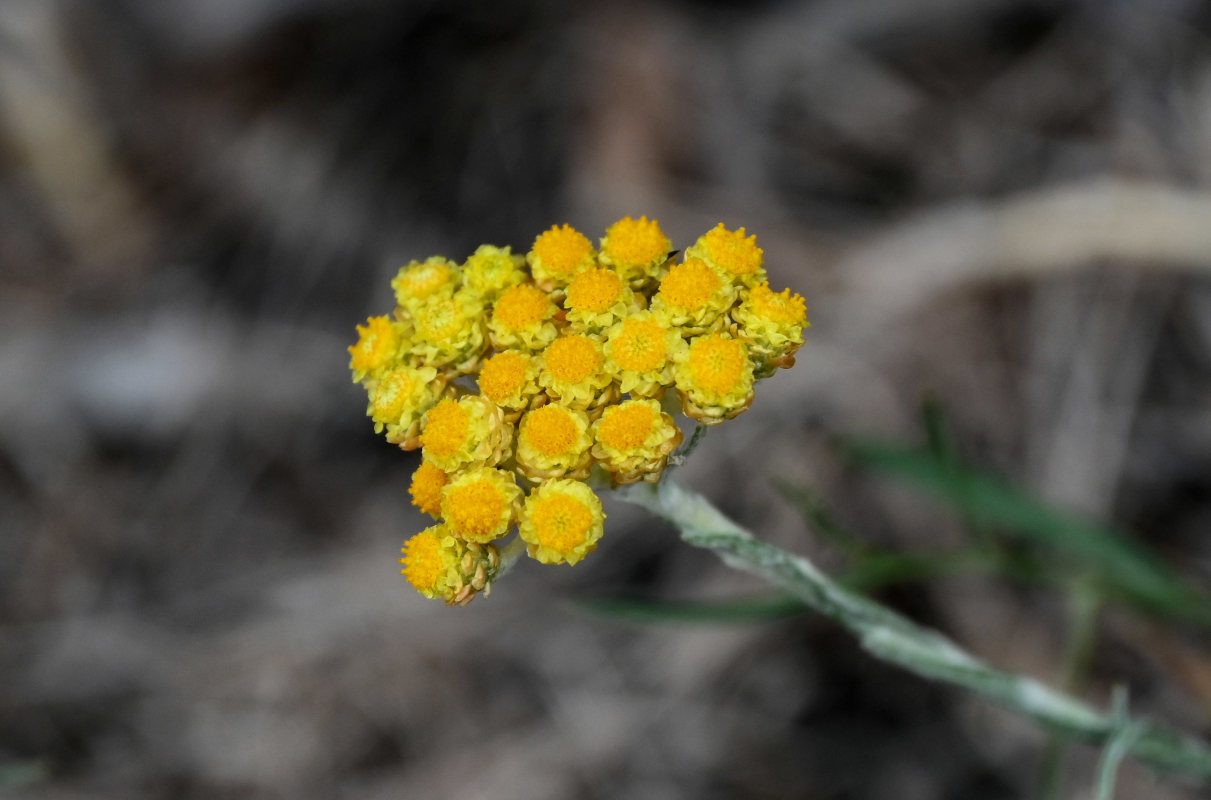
[3,0,1211,797]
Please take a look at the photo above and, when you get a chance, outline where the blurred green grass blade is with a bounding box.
[845,440,1211,624]
[774,479,866,557]
[921,393,955,465]
[0,760,47,790]
[838,549,1042,592]
[572,592,805,625]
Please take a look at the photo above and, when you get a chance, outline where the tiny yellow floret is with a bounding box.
[529,224,596,285]
[603,312,686,397]
[441,468,522,543]
[409,462,448,518]
[494,284,550,329]
[479,351,529,403]
[411,292,486,373]
[690,223,765,284]
[516,404,593,482]
[657,258,721,312]
[686,335,746,396]
[591,398,682,483]
[349,316,402,381]
[400,526,448,597]
[596,401,655,452]
[462,244,525,301]
[601,216,670,270]
[748,282,807,326]
[608,316,667,374]
[674,333,755,425]
[519,479,606,565]
[544,335,601,384]
[490,284,558,351]
[420,395,512,472]
[420,398,469,461]
[567,267,624,314]
[392,257,460,312]
[522,404,580,457]
[731,282,809,377]
[370,368,416,426]
[400,525,501,604]
[540,334,614,409]
[366,364,443,448]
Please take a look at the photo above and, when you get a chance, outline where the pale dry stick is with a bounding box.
[617,478,1211,783]
[837,178,1211,325]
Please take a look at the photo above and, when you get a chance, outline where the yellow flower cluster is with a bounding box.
[349,217,808,604]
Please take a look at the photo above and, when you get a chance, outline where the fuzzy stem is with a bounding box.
[496,535,528,580]
[616,478,1211,783]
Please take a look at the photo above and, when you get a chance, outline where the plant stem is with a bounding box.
[496,535,528,580]
[1037,581,1104,800]
[616,478,1211,784]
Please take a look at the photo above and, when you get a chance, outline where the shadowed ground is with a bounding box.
[2,1,1210,798]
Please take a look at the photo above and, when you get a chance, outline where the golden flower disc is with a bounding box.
[521,405,580,457]
[687,335,746,396]
[371,369,414,423]
[409,462,448,517]
[400,528,445,594]
[349,316,400,375]
[567,267,624,314]
[530,494,593,553]
[596,401,656,452]
[748,282,807,326]
[609,317,667,373]
[602,216,669,267]
[420,398,469,459]
[531,224,594,280]
[657,258,721,312]
[544,335,601,385]
[699,223,763,279]
[479,351,529,403]
[441,470,518,542]
[494,284,553,330]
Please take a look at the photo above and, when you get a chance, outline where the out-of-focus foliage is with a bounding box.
[4,1,1211,798]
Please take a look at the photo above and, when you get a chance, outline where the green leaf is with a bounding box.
[845,440,1211,624]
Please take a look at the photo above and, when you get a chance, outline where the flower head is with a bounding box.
[411,291,487,374]
[602,311,686,397]
[519,479,606,565]
[409,461,448,518]
[392,257,460,314]
[440,467,523,543]
[515,403,593,483]
[367,364,445,449]
[591,398,683,484]
[528,224,596,289]
[420,395,513,472]
[400,525,501,605]
[478,349,542,416]
[356,217,806,604]
[685,223,766,287]
[349,315,408,383]
[462,244,526,302]
[599,215,672,288]
[539,333,616,410]
[673,333,755,425]
[489,283,560,351]
[564,266,636,334]
[732,282,809,377]
[650,257,738,335]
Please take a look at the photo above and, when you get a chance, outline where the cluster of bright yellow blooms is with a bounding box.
[349,217,808,605]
